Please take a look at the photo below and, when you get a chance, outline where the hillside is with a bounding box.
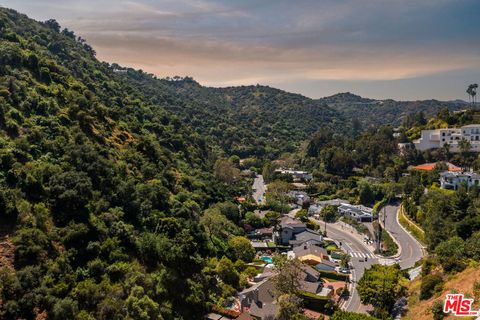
[0,7,231,319]
[326,97,467,128]
[405,267,480,320]
[116,71,468,159]
[119,73,346,159]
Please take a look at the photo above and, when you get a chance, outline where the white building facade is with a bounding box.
[413,124,480,152]
[440,171,480,190]
[338,203,374,222]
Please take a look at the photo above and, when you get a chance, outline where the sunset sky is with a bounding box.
[3,0,480,100]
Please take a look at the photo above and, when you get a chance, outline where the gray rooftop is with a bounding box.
[440,171,480,179]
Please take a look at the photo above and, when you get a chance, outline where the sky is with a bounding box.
[2,0,480,100]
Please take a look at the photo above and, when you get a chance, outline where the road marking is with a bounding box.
[350,252,377,259]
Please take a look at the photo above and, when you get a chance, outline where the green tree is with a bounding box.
[276,294,305,320]
[244,211,263,228]
[331,310,379,320]
[262,161,276,183]
[340,253,351,269]
[358,182,375,206]
[125,286,160,320]
[431,300,446,320]
[273,256,303,296]
[214,158,240,185]
[320,205,338,222]
[227,236,255,262]
[216,256,240,288]
[200,208,239,244]
[357,264,407,318]
[466,231,480,260]
[420,274,443,300]
[435,236,466,272]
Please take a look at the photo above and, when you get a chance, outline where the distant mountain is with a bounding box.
[123,73,469,156]
[320,92,376,104]
[122,74,347,158]
[323,95,468,128]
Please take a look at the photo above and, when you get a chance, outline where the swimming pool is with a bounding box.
[260,256,273,264]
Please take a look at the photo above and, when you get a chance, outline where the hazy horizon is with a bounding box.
[3,0,480,101]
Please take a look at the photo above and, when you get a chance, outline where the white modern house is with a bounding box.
[338,203,374,222]
[440,171,480,190]
[413,124,480,152]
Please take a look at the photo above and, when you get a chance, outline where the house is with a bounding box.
[253,266,275,283]
[274,169,313,181]
[300,264,321,282]
[338,203,374,222]
[440,171,480,190]
[413,125,480,152]
[288,191,310,206]
[239,262,326,319]
[308,199,350,216]
[292,244,330,265]
[239,279,277,320]
[273,217,307,245]
[247,227,273,240]
[314,260,337,272]
[411,162,462,172]
[289,229,323,248]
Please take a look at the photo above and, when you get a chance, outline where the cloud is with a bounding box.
[2,0,480,99]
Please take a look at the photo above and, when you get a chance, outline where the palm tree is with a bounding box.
[459,138,472,169]
[467,84,478,105]
[441,142,450,161]
[472,84,478,105]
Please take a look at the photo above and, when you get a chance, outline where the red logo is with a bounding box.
[443,294,479,316]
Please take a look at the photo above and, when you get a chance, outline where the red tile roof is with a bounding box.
[412,162,462,172]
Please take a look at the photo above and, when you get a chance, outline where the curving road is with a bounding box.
[380,205,425,269]
[312,204,425,313]
[252,175,266,204]
[311,219,377,313]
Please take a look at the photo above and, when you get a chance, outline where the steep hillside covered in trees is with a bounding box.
[325,93,467,128]
[119,72,467,159]
[0,7,232,319]
[120,74,346,159]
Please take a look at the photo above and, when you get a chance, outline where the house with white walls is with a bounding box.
[413,124,480,152]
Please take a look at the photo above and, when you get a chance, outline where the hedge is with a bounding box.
[318,270,349,282]
[398,205,426,246]
[300,291,332,312]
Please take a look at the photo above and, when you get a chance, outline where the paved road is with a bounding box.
[252,175,266,204]
[311,219,377,313]
[380,205,425,269]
